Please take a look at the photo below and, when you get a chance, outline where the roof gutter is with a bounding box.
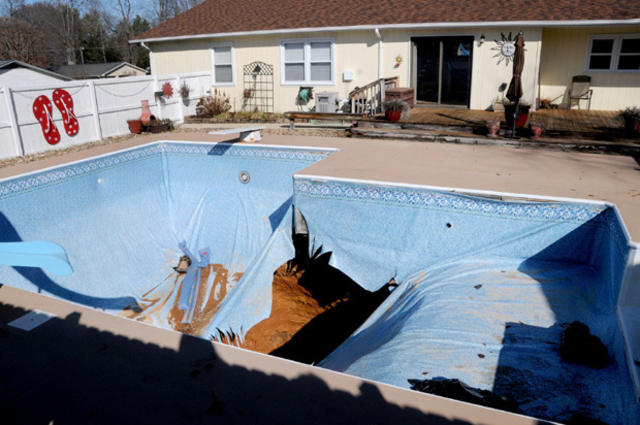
[130,19,640,44]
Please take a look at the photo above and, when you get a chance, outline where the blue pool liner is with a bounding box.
[293,175,638,425]
[0,142,332,315]
[0,142,637,424]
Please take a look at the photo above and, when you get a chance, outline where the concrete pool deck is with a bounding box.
[0,283,545,424]
[1,132,638,240]
[0,133,637,424]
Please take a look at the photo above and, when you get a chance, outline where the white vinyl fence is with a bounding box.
[0,71,213,160]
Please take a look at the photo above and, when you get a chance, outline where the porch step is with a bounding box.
[348,127,640,156]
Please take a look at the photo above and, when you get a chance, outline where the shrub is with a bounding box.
[621,106,640,121]
[383,98,410,113]
[196,89,232,117]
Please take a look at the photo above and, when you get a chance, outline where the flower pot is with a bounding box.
[623,117,640,138]
[530,124,544,139]
[385,109,402,122]
[504,103,530,128]
[127,119,142,134]
[486,120,500,137]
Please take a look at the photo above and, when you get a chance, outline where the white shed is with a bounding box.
[0,60,71,87]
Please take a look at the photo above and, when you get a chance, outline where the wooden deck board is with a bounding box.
[404,108,624,134]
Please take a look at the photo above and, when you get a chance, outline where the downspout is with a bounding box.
[374,28,383,79]
[140,41,153,75]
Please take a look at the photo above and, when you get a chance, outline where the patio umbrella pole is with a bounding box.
[512,99,519,138]
[506,32,525,139]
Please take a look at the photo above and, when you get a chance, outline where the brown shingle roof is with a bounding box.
[135,0,639,41]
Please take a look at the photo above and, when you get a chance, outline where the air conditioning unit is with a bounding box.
[315,91,339,113]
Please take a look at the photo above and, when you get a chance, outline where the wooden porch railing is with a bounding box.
[349,76,398,115]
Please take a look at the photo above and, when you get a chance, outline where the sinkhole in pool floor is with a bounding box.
[0,141,638,425]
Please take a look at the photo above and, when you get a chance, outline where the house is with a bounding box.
[54,62,147,80]
[0,59,71,87]
[132,0,640,112]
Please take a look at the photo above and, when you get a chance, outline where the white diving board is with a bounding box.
[208,126,264,143]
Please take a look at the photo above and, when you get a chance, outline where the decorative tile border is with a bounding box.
[0,142,332,200]
[293,178,609,223]
[0,144,163,199]
[161,142,334,162]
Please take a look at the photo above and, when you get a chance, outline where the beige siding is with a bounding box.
[540,26,640,110]
[149,27,544,112]
[107,65,147,78]
[381,28,542,110]
[151,31,379,112]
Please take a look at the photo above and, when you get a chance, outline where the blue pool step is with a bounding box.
[0,241,72,275]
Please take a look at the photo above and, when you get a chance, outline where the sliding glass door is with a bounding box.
[412,36,474,106]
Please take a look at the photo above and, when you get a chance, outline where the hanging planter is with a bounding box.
[180,82,190,99]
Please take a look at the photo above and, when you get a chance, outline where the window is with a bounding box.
[587,35,640,72]
[211,44,233,85]
[281,39,334,84]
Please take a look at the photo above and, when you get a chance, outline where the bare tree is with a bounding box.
[52,0,85,64]
[0,17,48,66]
[115,0,134,61]
[151,0,204,24]
[0,0,26,17]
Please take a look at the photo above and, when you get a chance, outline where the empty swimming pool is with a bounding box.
[0,141,637,424]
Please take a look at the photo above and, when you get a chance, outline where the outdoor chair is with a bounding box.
[568,75,593,110]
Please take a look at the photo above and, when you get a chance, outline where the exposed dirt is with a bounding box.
[229,250,396,365]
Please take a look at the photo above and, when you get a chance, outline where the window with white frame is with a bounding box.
[587,35,640,72]
[211,45,233,84]
[281,39,334,84]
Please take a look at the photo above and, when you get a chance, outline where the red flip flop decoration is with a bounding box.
[52,88,79,136]
[32,95,61,145]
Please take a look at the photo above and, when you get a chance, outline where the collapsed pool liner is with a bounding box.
[177,241,210,324]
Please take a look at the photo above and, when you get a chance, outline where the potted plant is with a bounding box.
[492,97,504,112]
[504,102,531,128]
[529,122,544,139]
[180,82,190,99]
[127,119,143,134]
[384,99,409,122]
[621,107,640,137]
[486,120,500,137]
[146,118,173,134]
[539,98,552,110]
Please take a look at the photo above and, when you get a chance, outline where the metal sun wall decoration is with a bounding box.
[492,32,517,66]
